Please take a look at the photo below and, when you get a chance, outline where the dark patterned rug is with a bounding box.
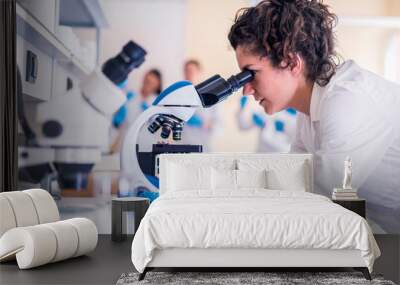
[116,271,396,285]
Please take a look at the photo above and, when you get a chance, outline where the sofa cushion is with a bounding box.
[0,189,60,238]
[0,192,39,228]
[0,196,17,237]
[24,189,59,223]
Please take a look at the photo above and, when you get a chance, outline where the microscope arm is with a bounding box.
[119,70,254,194]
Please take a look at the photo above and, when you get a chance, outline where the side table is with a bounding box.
[112,197,150,242]
[332,199,366,218]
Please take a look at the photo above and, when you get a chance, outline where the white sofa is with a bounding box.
[0,189,98,269]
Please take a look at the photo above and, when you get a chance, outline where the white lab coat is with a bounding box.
[110,93,158,152]
[291,60,400,233]
[237,97,297,153]
[180,106,220,152]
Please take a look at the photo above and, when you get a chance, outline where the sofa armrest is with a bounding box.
[0,218,97,269]
[0,189,60,238]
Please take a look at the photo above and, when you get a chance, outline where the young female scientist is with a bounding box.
[228,0,400,233]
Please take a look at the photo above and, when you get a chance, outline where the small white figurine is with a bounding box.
[342,156,353,190]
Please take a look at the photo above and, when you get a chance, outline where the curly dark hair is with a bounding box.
[228,0,339,86]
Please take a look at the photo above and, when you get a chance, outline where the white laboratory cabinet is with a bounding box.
[16,35,53,102]
[16,0,106,102]
[18,0,57,34]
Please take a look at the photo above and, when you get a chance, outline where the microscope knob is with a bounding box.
[42,120,63,138]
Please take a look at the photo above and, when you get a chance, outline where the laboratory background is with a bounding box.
[15,0,400,235]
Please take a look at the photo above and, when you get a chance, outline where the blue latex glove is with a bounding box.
[137,190,159,203]
[286,108,297,116]
[112,91,137,128]
[187,114,203,128]
[145,175,159,189]
[117,79,128,89]
[136,175,160,203]
[112,105,127,128]
[140,101,149,111]
[240,96,248,109]
[252,113,266,128]
[274,120,285,132]
[126,90,136,100]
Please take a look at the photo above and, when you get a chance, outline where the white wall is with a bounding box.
[185,0,255,152]
[100,0,187,91]
[326,0,399,76]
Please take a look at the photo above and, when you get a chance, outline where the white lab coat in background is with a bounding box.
[125,94,159,152]
[110,93,158,153]
[291,60,400,233]
[237,97,297,153]
[180,106,220,152]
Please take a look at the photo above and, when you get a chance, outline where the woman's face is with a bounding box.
[184,63,201,84]
[235,45,300,115]
[141,72,160,97]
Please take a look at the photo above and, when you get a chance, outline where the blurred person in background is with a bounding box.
[90,69,162,199]
[236,95,297,153]
[181,59,221,152]
[110,68,163,153]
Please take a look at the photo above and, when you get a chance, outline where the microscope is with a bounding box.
[18,41,147,194]
[120,69,254,194]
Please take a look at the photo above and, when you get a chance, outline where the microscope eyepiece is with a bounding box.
[121,41,146,67]
[196,69,254,107]
[102,40,147,85]
[227,70,254,91]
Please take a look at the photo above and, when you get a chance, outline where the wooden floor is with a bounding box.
[0,235,398,285]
